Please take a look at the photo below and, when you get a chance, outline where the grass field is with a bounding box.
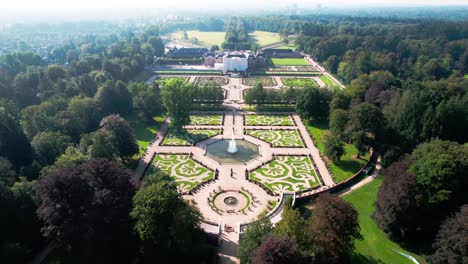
[305,121,369,183]
[343,177,426,264]
[249,31,281,47]
[126,113,165,155]
[275,43,297,50]
[167,30,281,48]
[465,74,468,79]
[282,78,319,88]
[320,75,334,86]
[168,30,225,48]
[270,58,309,66]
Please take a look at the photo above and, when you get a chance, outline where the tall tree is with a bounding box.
[0,101,32,166]
[31,131,71,165]
[99,115,139,162]
[347,102,384,156]
[238,218,273,264]
[244,82,266,108]
[372,157,425,241]
[329,109,349,141]
[324,134,345,161]
[129,82,164,121]
[251,236,305,264]
[431,205,468,264]
[409,140,468,206]
[161,79,193,132]
[296,87,332,121]
[274,206,307,247]
[95,81,132,115]
[66,97,102,134]
[36,159,136,263]
[306,193,362,263]
[131,173,209,263]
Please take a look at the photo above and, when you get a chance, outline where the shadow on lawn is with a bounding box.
[351,253,385,264]
[334,159,365,174]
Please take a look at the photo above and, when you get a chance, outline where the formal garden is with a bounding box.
[161,129,221,146]
[148,154,215,193]
[245,114,294,126]
[269,65,318,72]
[245,129,304,147]
[157,76,189,83]
[281,77,319,88]
[190,114,223,125]
[195,76,228,86]
[242,77,277,86]
[249,155,321,194]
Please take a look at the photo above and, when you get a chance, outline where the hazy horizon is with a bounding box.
[1,0,468,9]
[1,1,467,23]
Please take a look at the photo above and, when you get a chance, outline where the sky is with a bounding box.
[1,0,467,9]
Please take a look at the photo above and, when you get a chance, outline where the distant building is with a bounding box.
[204,52,224,67]
[223,52,248,72]
[203,50,266,71]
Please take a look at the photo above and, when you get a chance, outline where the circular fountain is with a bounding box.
[223,196,239,206]
[205,129,259,163]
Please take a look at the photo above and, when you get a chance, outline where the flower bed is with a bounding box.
[242,77,277,87]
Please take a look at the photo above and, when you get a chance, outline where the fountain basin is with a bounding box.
[206,139,260,163]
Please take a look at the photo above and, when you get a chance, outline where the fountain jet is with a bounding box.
[227,129,238,153]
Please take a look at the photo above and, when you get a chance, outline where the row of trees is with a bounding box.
[289,16,468,262]
[238,194,361,264]
[244,83,305,107]
[222,17,251,50]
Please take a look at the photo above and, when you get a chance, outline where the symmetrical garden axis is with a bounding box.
[142,108,335,227]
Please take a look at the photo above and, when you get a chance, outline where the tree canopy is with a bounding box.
[161,79,193,132]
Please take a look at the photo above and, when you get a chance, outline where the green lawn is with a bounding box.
[305,121,369,183]
[167,30,281,48]
[343,177,426,264]
[126,113,165,155]
[168,30,225,48]
[249,31,281,47]
[282,78,319,88]
[464,74,468,79]
[275,43,297,50]
[320,75,334,86]
[270,58,309,66]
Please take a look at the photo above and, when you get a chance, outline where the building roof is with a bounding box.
[224,51,247,58]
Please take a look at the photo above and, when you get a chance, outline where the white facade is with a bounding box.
[223,55,248,72]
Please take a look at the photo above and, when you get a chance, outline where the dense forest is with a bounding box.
[293,16,468,262]
[0,23,224,263]
[240,14,467,263]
